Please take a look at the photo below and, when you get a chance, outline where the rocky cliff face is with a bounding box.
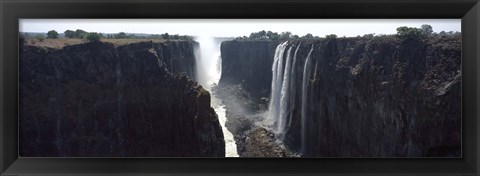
[219,35,461,157]
[19,41,225,157]
[219,41,279,102]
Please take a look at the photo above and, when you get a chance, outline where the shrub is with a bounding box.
[35,35,45,42]
[161,33,170,39]
[115,32,127,39]
[75,29,87,39]
[325,34,337,39]
[421,24,433,36]
[85,32,101,42]
[301,33,314,39]
[47,30,59,39]
[64,30,75,38]
[396,26,427,40]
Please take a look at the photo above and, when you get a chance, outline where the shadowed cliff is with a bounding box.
[19,41,225,157]
[219,34,461,157]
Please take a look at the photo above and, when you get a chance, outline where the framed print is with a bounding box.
[1,0,479,175]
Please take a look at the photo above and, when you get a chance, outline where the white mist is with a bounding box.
[194,36,239,157]
[195,36,222,89]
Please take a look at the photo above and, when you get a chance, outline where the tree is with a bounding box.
[47,30,59,39]
[161,33,170,39]
[363,33,375,38]
[266,31,279,40]
[85,32,101,42]
[421,24,433,36]
[302,33,314,39]
[258,30,267,39]
[115,32,127,39]
[396,26,427,40]
[75,29,87,39]
[64,30,75,38]
[279,32,292,40]
[249,32,260,39]
[325,34,337,39]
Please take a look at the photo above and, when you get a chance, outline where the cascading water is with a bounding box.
[286,44,301,131]
[267,41,301,140]
[194,36,239,157]
[300,45,314,154]
[267,42,315,155]
[277,46,294,136]
[267,42,289,128]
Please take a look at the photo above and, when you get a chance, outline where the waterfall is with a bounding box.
[267,41,289,127]
[286,44,301,132]
[268,41,303,140]
[277,46,293,135]
[195,36,222,89]
[194,36,239,157]
[300,45,314,154]
[267,42,315,155]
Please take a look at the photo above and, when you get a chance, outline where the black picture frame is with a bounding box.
[1,0,479,175]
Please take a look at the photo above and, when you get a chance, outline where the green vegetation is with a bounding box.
[421,24,433,35]
[36,35,45,42]
[396,26,428,40]
[303,33,314,39]
[99,31,193,40]
[395,24,437,41]
[47,30,59,39]
[35,28,195,42]
[115,32,127,39]
[235,24,459,42]
[325,34,337,39]
[85,32,101,42]
[75,29,88,39]
[236,30,322,41]
[64,30,76,38]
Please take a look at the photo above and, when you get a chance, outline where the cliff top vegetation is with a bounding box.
[21,29,194,49]
[233,24,460,42]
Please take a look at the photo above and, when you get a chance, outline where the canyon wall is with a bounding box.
[19,41,225,157]
[219,41,279,102]
[219,35,461,157]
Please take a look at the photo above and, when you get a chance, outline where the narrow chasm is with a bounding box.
[19,31,461,158]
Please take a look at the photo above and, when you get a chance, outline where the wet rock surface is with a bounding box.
[219,40,279,104]
[19,41,225,157]
[242,128,286,157]
[213,84,285,157]
[219,35,461,157]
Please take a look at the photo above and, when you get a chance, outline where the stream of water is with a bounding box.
[194,36,239,157]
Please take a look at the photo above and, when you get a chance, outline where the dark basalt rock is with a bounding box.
[219,35,461,157]
[219,40,279,104]
[19,41,225,157]
[242,128,286,157]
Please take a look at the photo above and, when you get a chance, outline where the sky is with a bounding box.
[19,19,461,38]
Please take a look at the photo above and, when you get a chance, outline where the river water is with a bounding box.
[194,36,239,157]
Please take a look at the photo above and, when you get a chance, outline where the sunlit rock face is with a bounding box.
[219,35,461,157]
[19,41,225,157]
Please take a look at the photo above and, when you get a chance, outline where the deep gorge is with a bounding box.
[20,41,225,157]
[218,35,461,157]
[19,34,461,157]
